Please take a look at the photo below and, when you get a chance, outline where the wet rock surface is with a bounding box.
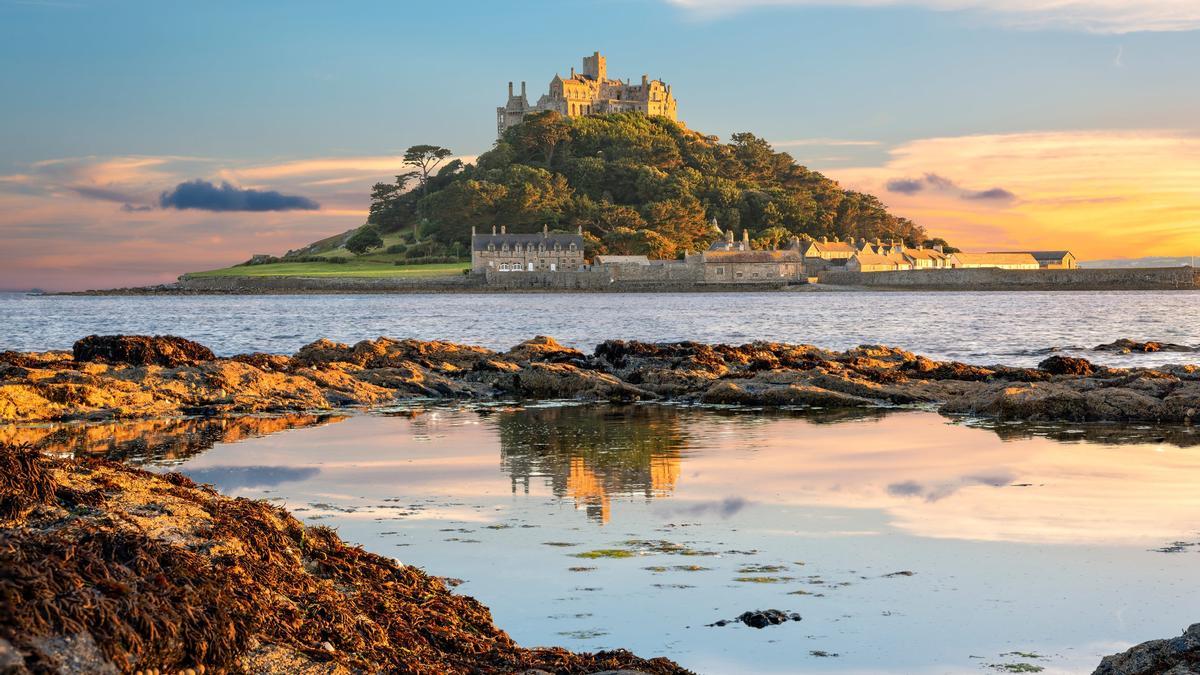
[1092,624,1200,675]
[708,610,802,629]
[2,335,1198,425]
[73,334,216,367]
[0,446,690,675]
[1093,339,1198,354]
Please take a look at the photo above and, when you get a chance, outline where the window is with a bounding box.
[715,266,724,275]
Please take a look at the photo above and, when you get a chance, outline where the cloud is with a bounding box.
[770,138,880,148]
[963,186,1017,202]
[835,129,1200,259]
[885,177,924,195]
[183,465,321,490]
[0,152,392,290]
[664,0,1200,33]
[887,472,1017,502]
[885,172,1017,203]
[662,496,750,518]
[159,179,320,212]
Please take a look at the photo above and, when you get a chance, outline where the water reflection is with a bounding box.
[497,405,687,523]
[5,403,1199,672]
[1,413,345,464]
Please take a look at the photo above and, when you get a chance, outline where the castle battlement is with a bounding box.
[497,51,678,136]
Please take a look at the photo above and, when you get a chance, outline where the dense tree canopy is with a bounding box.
[363,113,934,258]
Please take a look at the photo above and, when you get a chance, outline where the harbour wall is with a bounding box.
[817,266,1200,291]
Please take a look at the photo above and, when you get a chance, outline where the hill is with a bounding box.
[273,112,938,265]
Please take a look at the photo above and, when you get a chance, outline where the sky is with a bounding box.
[1,0,1198,291]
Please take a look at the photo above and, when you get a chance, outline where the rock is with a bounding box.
[1038,355,1096,376]
[503,336,586,365]
[510,363,655,402]
[73,335,215,367]
[1093,339,1197,353]
[1092,623,1200,675]
[710,610,802,629]
[700,380,872,407]
[0,448,688,675]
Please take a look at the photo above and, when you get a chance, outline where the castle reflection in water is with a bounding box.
[497,405,688,523]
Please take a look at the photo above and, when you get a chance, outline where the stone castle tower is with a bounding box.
[497,51,679,136]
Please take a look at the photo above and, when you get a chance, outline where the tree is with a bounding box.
[345,226,384,255]
[753,226,794,250]
[367,172,418,233]
[922,237,961,254]
[404,145,453,195]
[518,111,571,166]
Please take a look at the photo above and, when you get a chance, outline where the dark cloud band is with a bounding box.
[160,179,319,212]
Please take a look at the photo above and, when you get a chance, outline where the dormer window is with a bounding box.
[488,244,495,251]
[569,243,577,251]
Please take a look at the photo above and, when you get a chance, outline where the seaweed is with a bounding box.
[0,446,691,674]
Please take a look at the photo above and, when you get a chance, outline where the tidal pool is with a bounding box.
[18,404,1200,674]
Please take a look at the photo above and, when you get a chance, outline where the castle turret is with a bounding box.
[582,51,606,81]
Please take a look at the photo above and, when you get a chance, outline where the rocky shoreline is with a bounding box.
[0,446,688,674]
[1,334,1198,425]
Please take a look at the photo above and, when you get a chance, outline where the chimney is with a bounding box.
[742,229,750,243]
[521,81,526,97]
[726,229,734,243]
[492,225,496,235]
[571,66,576,78]
[501,225,506,234]
[821,236,828,243]
[577,224,582,235]
[507,81,513,98]
[471,225,477,237]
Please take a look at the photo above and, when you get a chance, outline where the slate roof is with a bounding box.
[472,232,583,252]
[952,252,1039,266]
[705,250,802,264]
[989,250,1074,263]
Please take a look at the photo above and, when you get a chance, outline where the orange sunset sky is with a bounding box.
[2,0,1198,290]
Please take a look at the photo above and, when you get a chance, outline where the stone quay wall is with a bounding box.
[175,274,484,294]
[817,266,1200,291]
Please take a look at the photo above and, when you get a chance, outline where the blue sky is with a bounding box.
[1,0,1198,289]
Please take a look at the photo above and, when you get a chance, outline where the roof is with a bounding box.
[952,252,1039,265]
[852,252,909,267]
[989,250,1074,262]
[472,232,583,252]
[904,248,948,261]
[806,240,858,254]
[704,250,802,264]
[595,255,651,264]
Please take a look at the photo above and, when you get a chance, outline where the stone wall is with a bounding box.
[817,266,1200,291]
[176,274,484,294]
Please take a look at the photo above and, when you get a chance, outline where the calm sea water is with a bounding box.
[14,404,1200,674]
[2,290,1199,367]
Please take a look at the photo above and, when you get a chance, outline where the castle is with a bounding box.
[497,52,678,136]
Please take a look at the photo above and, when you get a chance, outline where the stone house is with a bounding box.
[497,52,678,136]
[703,229,803,283]
[948,252,1040,270]
[847,251,913,273]
[471,225,585,273]
[989,250,1077,269]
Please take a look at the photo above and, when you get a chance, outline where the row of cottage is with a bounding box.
[803,236,1077,272]
[470,225,1076,284]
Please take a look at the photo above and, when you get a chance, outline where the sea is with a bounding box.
[4,289,1200,674]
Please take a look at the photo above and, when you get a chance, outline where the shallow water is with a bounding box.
[19,404,1200,674]
[3,290,1200,367]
